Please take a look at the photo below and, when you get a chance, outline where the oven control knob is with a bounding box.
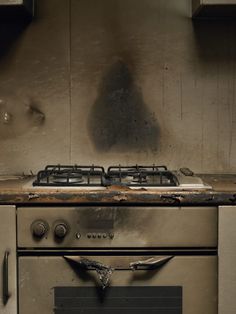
[54,223,68,239]
[32,221,47,238]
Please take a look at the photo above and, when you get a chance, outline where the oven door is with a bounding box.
[18,255,217,314]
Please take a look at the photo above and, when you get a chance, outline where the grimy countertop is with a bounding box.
[0,174,235,205]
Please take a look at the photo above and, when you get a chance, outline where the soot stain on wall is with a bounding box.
[0,99,45,140]
[27,101,46,125]
[88,60,159,152]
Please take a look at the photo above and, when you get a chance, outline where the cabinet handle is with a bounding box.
[3,251,10,305]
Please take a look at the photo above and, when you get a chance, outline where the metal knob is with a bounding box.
[32,221,47,238]
[54,223,68,239]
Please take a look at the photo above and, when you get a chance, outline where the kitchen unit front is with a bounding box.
[19,255,217,314]
[17,205,218,314]
[1,173,236,313]
[0,0,236,312]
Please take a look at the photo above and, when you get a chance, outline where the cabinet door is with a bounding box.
[0,206,17,314]
[219,206,236,314]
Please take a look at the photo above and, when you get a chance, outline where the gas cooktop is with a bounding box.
[31,165,212,190]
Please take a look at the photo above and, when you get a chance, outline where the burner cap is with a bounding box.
[132,173,147,183]
[52,172,84,184]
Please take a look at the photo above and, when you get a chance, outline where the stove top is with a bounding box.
[31,165,212,190]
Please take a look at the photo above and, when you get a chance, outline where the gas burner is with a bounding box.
[31,164,211,190]
[52,173,84,184]
[33,165,105,187]
[132,173,148,184]
[106,165,178,187]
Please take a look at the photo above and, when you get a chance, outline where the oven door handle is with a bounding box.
[3,251,10,305]
[129,256,173,270]
[63,255,173,271]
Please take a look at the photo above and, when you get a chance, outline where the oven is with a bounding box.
[19,255,217,314]
[17,206,218,314]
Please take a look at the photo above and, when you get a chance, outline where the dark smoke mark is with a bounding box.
[27,102,45,125]
[0,98,46,140]
[88,60,159,152]
[64,256,114,290]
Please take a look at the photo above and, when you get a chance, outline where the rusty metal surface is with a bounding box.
[0,186,236,206]
[0,174,235,204]
[0,191,234,205]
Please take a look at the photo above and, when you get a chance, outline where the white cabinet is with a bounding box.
[201,0,236,3]
[0,0,34,20]
[219,206,236,314]
[192,0,236,17]
[0,206,17,314]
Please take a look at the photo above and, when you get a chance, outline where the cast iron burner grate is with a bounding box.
[33,164,179,187]
[33,165,105,187]
[105,165,178,187]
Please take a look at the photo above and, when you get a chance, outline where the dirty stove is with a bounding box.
[17,164,217,314]
[29,164,212,190]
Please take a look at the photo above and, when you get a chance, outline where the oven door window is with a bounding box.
[18,255,217,314]
[54,286,182,314]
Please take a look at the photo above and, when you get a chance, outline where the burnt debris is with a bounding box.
[80,258,114,290]
[27,102,45,125]
[0,98,45,140]
[64,256,114,290]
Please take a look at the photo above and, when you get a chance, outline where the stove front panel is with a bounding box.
[17,206,217,248]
